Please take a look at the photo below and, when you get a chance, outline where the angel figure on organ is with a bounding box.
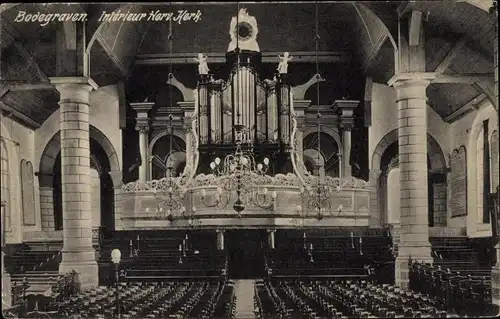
[277,52,292,74]
[194,53,210,75]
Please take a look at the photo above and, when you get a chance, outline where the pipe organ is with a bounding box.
[196,51,292,149]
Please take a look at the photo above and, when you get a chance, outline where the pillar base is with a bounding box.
[59,259,98,291]
[2,271,12,309]
[395,242,432,290]
[492,265,500,312]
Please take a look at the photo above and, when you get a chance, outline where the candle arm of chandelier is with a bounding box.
[200,188,230,209]
[251,187,277,209]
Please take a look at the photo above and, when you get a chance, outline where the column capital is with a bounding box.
[49,76,98,90]
[178,101,195,112]
[49,77,97,103]
[216,229,225,234]
[370,169,382,180]
[136,125,150,134]
[333,100,359,114]
[132,102,154,133]
[182,122,192,134]
[340,123,354,131]
[267,228,276,233]
[293,100,312,111]
[108,171,123,189]
[388,72,437,88]
[333,100,358,131]
[131,102,155,114]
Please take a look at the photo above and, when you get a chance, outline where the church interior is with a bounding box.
[1,1,499,318]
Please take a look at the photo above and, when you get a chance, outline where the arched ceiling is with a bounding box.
[0,1,496,127]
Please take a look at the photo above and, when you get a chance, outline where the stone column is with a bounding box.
[368,169,382,227]
[341,127,352,177]
[216,229,224,250]
[388,73,435,289]
[109,171,123,231]
[1,201,12,307]
[334,100,358,177]
[267,229,276,249]
[131,102,154,181]
[493,245,500,309]
[50,77,98,290]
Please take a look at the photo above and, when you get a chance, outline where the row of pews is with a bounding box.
[5,279,236,319]
[98,230,226,282]
[255,279,455,318]
[265,230,394,280]
[409,260,496,317]
[5,246,61,274]
[430,237,493,277]
[53,280,235,319]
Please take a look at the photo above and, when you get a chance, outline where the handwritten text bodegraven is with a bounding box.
[13,10,202,26]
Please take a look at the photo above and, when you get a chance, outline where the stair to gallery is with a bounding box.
[234,279,256,318]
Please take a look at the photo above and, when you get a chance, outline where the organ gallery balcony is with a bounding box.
[120,174,370,229]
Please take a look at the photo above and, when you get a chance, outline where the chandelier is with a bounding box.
[295,1,344,221]
[151,5,187,222]
[200,125,277,216]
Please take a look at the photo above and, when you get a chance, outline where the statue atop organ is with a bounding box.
[194,53,209,75]
[277,52,293,74]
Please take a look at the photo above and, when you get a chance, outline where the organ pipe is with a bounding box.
[195,52,292,147]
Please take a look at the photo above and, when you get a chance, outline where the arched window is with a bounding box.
[150,134,186,180]
[1,139,11,238]
[303,132,340,177]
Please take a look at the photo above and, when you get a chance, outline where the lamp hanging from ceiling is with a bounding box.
[152,1,186,222]
[296,1,344,221]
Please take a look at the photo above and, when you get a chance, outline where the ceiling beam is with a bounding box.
[409,10,423,46]
[95,35,127,75]
[434,35,467,73]
[135,51,351,65]
[397,1,420,17]
[0,81,55,91]
[472,81,497,109]
[432,73,494,84]
[0,101,41,130]
[0,88,9,99]
[444,93,487,123]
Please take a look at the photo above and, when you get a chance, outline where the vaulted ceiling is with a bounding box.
[0,1,496,127]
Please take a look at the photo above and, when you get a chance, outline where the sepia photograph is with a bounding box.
[0,1,499,318]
